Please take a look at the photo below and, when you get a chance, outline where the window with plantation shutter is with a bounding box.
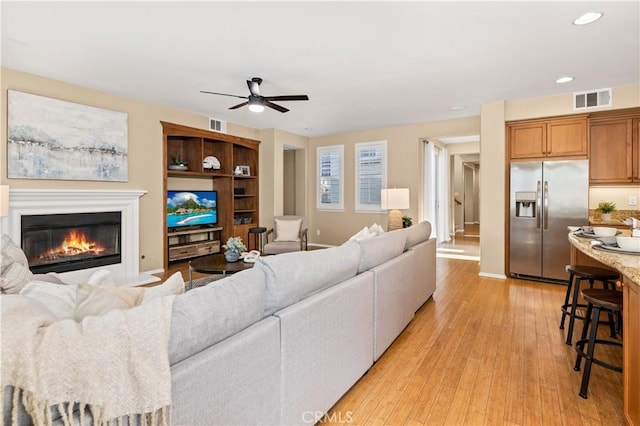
[355,140,387,212]
[317,145,344,210]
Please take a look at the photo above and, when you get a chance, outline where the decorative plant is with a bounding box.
[596,201,616,214]
[171,154,188,166]
[402,215,413,228]
[223,236,247,254]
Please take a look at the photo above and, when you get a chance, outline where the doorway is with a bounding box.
[430,135,480,260]
[283,146,307,216]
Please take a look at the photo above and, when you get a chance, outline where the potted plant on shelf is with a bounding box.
[596,201,616,222]
[223,236,247,262]
[169,154,188,171]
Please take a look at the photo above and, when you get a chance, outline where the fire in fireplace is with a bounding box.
[21,212,122,274]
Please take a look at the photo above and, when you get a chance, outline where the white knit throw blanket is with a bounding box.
[1,294,176,425]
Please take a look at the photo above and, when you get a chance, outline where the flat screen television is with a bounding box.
[166,190,217,229]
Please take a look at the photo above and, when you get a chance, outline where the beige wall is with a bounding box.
[479,101,506,278]
[589,187,640,211]
[308,117,481,245]
[4,67,638,277]
[0,68,258,273]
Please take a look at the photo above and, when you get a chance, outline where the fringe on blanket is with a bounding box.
[8,387,172,426]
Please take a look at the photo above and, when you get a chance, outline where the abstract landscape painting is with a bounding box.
[7,90,128,181]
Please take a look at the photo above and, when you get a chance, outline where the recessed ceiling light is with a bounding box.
[449,105,467,111]
[556,76,574,84]
[573,12,603,26]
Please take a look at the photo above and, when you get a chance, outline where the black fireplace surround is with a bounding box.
[21,211,122,274]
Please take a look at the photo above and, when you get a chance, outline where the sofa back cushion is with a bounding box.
[168,267,267,364]
[257,240,361,316]
[356,229,407,273]
[401,221,432,250]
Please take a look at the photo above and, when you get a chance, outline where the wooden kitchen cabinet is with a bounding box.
[589,108,640,184]
[507,115,587,160]
[623,276,640,426]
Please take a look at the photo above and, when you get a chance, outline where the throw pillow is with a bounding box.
[141,271,185,303]
[368,223,385,236]
[349,226,374,241]
[274,218,302,242]
[75,283,145,320]
[1,233,33,294]
[20,280,78,320]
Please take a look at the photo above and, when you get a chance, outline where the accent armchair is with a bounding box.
[263,216,308,255]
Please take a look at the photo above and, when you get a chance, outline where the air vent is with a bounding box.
[208,118,227,133]
[573,88,612,110]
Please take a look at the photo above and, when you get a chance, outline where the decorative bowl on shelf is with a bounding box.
[168,165,188,171]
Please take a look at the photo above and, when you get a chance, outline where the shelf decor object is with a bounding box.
[381,188,410,231]
[7,90,128,182]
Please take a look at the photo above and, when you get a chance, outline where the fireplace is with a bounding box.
[21,212,122,274]
[1,189,157,286]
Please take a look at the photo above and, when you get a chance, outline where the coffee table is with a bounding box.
[188,253,254,288]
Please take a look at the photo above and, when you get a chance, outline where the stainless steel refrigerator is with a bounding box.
[509,160,589,282]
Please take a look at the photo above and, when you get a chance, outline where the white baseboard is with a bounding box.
[308,243,336,248]
[478,272,507,280]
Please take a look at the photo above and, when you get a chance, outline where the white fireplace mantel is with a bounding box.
[1,189,158,286]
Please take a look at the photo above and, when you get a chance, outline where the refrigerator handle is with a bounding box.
[544,180,549,230]
[536,180,542,229]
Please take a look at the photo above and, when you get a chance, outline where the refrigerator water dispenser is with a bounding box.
[515,191,536,217]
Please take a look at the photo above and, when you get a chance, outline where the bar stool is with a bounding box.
[573,288,623,399]
[559,265,618,345]
[248,227,267,252]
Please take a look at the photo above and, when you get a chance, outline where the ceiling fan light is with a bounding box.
[248,97,265,113]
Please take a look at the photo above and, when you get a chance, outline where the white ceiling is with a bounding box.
[2,1,638,137]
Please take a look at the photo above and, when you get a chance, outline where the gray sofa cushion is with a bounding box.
[401,221,432,249]
[256,240,361,315]
[168,267,267,364]
[356,229,407,273]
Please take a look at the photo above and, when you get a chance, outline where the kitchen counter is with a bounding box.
[568,233,640,286]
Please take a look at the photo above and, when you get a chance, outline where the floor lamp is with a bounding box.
[381,188,409,231]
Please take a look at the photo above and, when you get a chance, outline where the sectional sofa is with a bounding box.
[4,221,436,425]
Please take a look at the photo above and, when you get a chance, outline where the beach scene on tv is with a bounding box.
[167,191,217,228]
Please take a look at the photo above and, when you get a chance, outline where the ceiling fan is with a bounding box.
[200,77,309,113]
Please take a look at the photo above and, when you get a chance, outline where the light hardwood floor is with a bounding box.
[324,257,624,425]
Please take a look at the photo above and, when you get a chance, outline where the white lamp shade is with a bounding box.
[0,185,9,217]
[381,188,410,210]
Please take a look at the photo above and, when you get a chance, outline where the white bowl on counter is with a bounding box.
[593,226,618,237]
[616,236,640,251]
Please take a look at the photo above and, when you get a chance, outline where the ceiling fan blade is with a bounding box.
[229,101,249,110]
[264,95,309,102]
[247,80,260,96]
[265,101,289,113]
[200,90,247,100]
